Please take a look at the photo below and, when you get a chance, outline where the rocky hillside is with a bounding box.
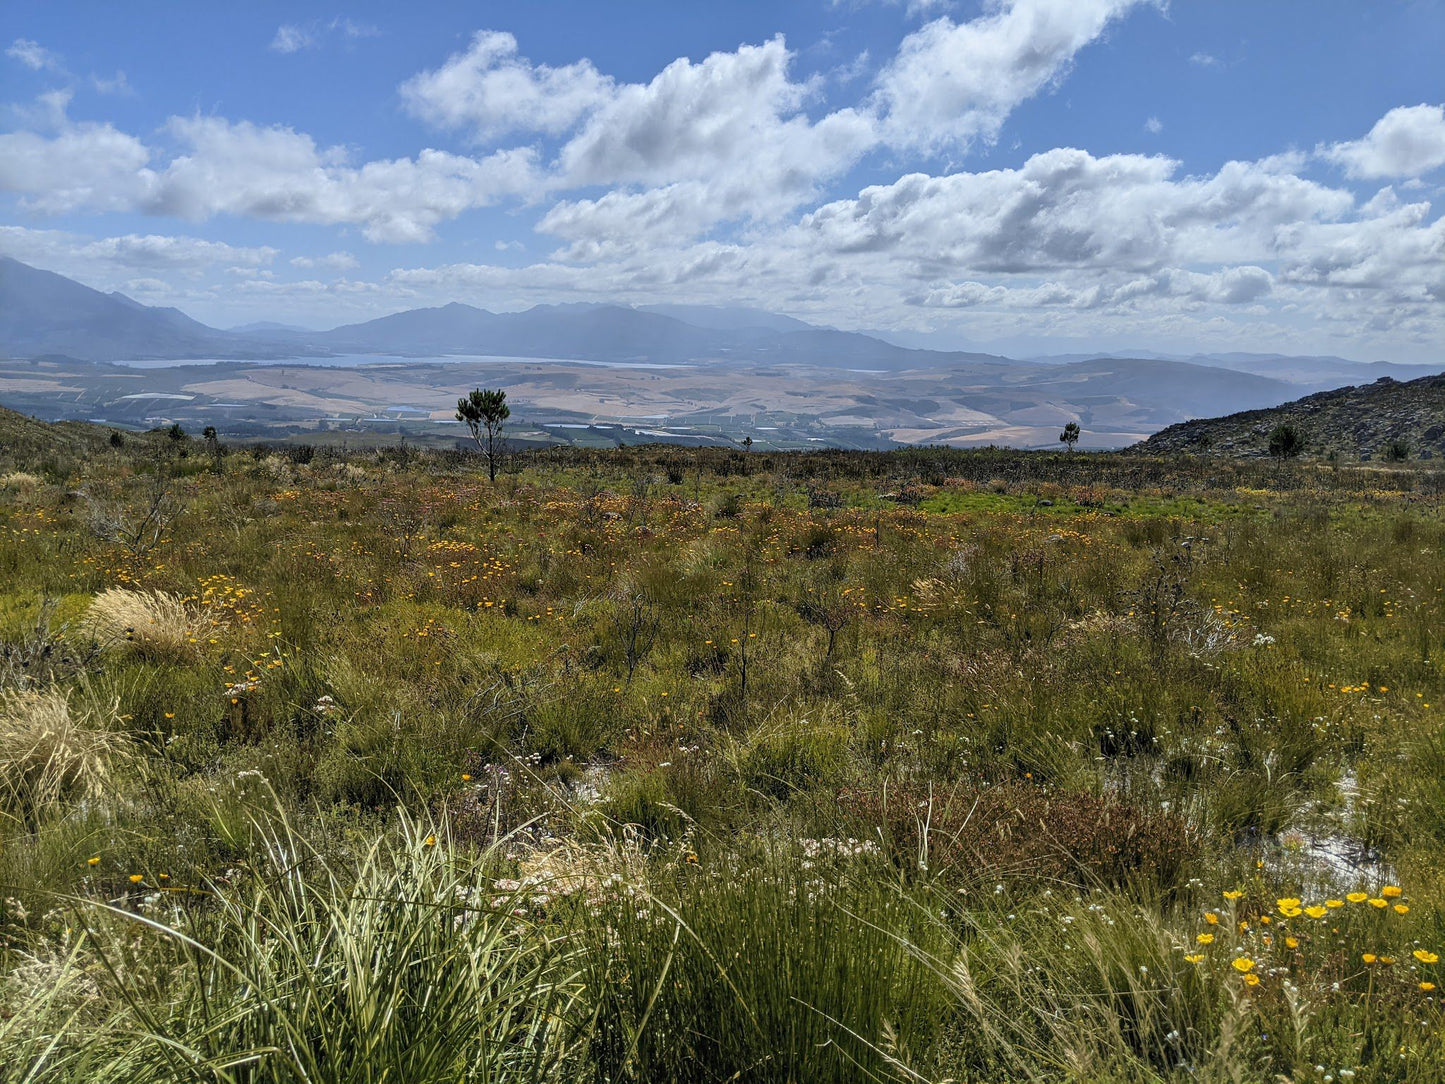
[1133,373,1445,460]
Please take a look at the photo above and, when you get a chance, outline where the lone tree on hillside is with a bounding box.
[1267,421,1305,460]
[456,387,510,481]
[1059,421,1081,452]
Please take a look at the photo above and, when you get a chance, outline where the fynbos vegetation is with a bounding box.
[3,420,1445,1082]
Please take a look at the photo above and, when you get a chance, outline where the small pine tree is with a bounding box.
[1059,422,1081,452]
[1267,422,1305,459]
[456,388,510,482]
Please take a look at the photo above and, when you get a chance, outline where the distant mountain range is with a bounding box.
[1,255,1441,449]
[0,255,1005,371]
[1134,373,1445,460]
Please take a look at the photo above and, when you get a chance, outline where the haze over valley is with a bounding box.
[3,255,1438,449]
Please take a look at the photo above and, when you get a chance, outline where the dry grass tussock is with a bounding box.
[1,471,44,488]
[80,587,210,658]
[0,686,133,819]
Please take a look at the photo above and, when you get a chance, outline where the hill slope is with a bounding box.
[0,257,298,362]
[0,402,116,462]
[1133,374,1445,460]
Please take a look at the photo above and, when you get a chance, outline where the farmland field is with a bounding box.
[3,431,1445,1082]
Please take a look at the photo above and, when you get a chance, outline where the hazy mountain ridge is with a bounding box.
[0,257,308,361]
[1133,374,1445,460]
[2,256,1441,451]
[2,256,1432,386]
[0,257,1010,370]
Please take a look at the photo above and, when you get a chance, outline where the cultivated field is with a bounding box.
[3,429,1445,1082]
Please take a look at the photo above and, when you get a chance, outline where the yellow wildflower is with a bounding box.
[1382,885,1403,899]
[1362,953,1377,964]
[1347,892,1369,904]
[1368,898,1388,909]
[1232,957,1255,973]
[129,874,143,884]
[1223,889,1244,901]
[1196,932,1215,945]
[1394,903,1410,915]
[1304,905,1327,919]
[87,855,100,866]
[1414,950,1440,964]
[1184,953,1205,964]
[1204,912,1219,925]
[1242,972,1261,986]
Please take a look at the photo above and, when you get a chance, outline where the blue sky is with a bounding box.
[2,1,1443,360]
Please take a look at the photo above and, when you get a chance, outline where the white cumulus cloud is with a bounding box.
[402,30,614,139]
[871,0,1153,152]
[290,251,360,271]
[548,37,875,244]
[1322,103,1445,179]
[0,118,155,214]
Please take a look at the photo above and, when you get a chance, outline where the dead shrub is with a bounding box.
[837,781,1196,892]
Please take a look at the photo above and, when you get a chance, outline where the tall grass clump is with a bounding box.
[917,889,1253,1081]
[0,686,132,826]
[0,938,139,1084]
[77,804,587,1083]
[578,842,951,1083]
[79,588,208,660]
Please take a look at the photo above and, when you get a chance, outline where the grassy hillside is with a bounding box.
[1136,372,1445,460]
[0,404,112,461]
[3,425,1445,1081]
